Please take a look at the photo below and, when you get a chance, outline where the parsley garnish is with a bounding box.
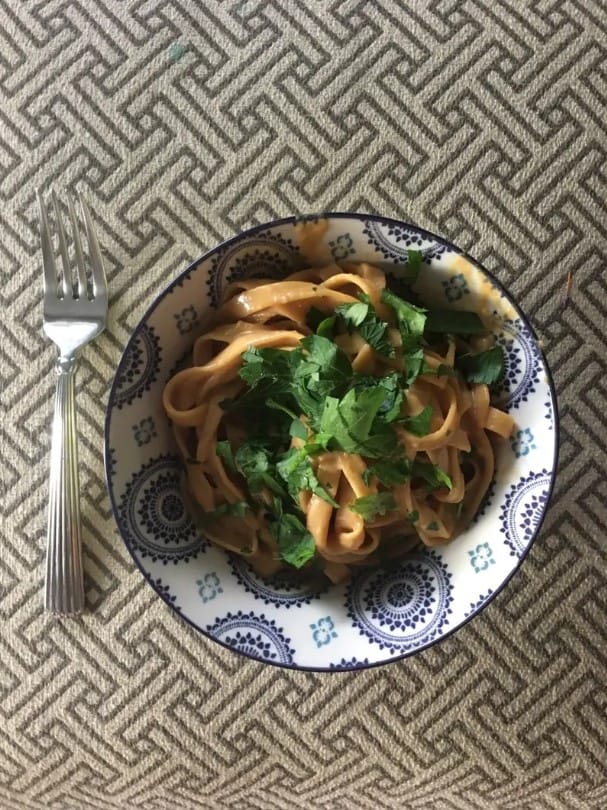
[412,461,453,491]
[350,492,397,521]
[202,501,250,520]
[398,405,433,437]
[270,513,316,568]
[363,458,411,487]
[406,249,423,281]
[215,441,236,471]
[234,443,286,497]
[276,447,338,508]
[381,287,427,347]
[425,309,486,335]
[381,287,427,386]
[456,345,504,385]
[319,387,396,458]
[336,293,394,357]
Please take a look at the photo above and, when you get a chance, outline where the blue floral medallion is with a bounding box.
[206,231,298,308]
[362,219,447,263]
[345,552,454,653]
[147,575,183,613]
[500,469,552,557]
[228,554,326,608]
[329,657,370,670]
[206,611,295,664]
[118,455,206,564]
[114,324,161,409]
[464,590,494,618]
[494,320,541,409]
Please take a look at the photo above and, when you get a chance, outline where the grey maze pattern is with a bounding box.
[1,1,607,807]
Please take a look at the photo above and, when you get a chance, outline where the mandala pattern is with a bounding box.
[329,658,371,671]
[228,554,326,608]
[206,230,298,307]
[464,590,495,619]
[500,469,552,557]
[346,552,454,654]
[113,324,161,409]
[147,575,183,613]
[494,320,542,409]
[117,455,206,564]
[206,611,295,664]
[362,219,447,262]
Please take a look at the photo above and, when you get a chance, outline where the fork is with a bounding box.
[38,189,108,615]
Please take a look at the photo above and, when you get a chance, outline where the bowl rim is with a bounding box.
[104,211,560,672]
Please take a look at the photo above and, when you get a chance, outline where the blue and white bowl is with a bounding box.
[105,214,558,671]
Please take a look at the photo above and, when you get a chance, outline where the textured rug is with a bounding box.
[1,1,606,808]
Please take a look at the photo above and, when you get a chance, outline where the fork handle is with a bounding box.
[45,355,85,614]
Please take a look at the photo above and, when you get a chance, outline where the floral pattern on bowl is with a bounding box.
[105,214,558,671]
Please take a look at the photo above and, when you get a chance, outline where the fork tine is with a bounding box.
[67,194,88,299]
[52,190,72,298]
[78,193,106,299]
[38,189,59,297]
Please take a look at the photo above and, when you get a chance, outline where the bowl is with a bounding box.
[104,214,558,671]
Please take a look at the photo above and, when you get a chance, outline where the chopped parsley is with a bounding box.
[335,293,394,357]
[270,513,316,568]
[350,492,397,521]
[456,345,504,385]
[398,405,433,437]
[208,283,499,571]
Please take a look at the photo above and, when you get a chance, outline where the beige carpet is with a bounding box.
[2,1,606,808]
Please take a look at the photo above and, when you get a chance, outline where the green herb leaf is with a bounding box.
[316,315,337,338]
[203,501,250,519]
[215,441,236,471]
[456,345,504,385]
[234,442,286,497]
[271,513,316,568]
[306,306,326,332]
[403,345,425,386]
[425,309,486,335]
[421,362,457,378]
[319,386,389,455]
[362,457,412,487]
[353,372,403,422]
[407,510,419,522]
[398,405,433,437]
[238,346,299,387]
[426,520,439,531]
[289,419,308,440]
[381,287,427,345]
[407,249,423,281]
[292,335,353,422]
[336,294,394,357]
[412,460,453,491]
[350,492,397,521]
[276,448,339,508]
[268,398,299,420]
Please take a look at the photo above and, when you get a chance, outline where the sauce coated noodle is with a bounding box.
[163,223,514,584]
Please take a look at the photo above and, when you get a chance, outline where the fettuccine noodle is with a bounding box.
[163,231,514,584]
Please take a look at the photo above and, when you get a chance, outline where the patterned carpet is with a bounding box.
[1,1,606,808]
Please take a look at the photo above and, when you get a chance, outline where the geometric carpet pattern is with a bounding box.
[1,1,606,807]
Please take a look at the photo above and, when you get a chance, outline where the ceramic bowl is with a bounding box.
[105,214,558,671]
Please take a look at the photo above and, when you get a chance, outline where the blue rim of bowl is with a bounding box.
[104,212,560,673]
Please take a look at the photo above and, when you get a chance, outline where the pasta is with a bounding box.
[163,227,514,584]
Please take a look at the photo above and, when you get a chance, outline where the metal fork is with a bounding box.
[38,190,108,615]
